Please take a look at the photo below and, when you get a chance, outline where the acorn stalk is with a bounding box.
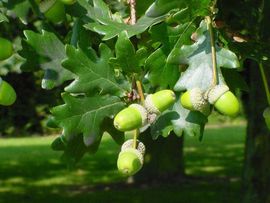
[263,107,270,130]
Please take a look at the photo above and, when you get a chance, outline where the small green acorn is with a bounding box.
[263,107,270,130]
[114,104,147,132]
[0,79,17,106]
[145,90,176,114]
[61,0,76,5]
[117,148,143,176]
[180,88,210,115]
[0,37,13,61]
[207,85,240,117]
[39,0,66,23]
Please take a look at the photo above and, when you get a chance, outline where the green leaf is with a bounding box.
[150,111,179,139]
[62,44,130,97]
[51,117,124,166]
[20,30,74,89]
[222,69,249,92]
[109,31,147,74]
[0,12,8,23]
[171,97,208,138]
[3,0,31,24]
[146,0,211,18]
[168,20,240,92]
[151,96,208,139]
[51,93,125,146]
[102,117,125,145]
[81,0,167,40]
[146,23,195,88]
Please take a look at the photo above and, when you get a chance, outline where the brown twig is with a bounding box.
[136,80,145,104]
[206,16,219,86]
[129,0,136,25]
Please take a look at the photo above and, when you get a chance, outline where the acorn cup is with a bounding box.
[121,139,146,155]
[0,79,17,106]
[180,87,210,115]
[145,90,176,114]
[114,104,147,132]
[206,85,240,117]
[263,107,270,130]
[39,0,66,23]
[117,139,145,176]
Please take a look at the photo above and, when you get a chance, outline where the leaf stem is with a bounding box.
[136,80,145,104]
[129,0,136,25]
[28,0,44,19]
[132,80,144,149]
[133,129,139,149]
[206,16,219,86]
[259,62,270,105]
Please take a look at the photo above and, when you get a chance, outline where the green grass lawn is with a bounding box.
[0,125,245,203]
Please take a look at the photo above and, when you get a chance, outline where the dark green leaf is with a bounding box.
[51,93,125,146]
[150,111,179,139]
[0,12,8,23]
[109,31,147,74]
[62,44,130,97]
[102,117,125,145]
[222,69,249,92]
[81,0,167,40]
[146,0,211,18]
[3,0,31,24]
[145,22,195,88]
[51,135,67,151]
[20,30,74,89]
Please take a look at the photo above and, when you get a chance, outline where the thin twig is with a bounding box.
[206,16,219,86]
[136,80,145,104]
[129,0,136,25]
[133,129,139,149]
[259,62,270,105]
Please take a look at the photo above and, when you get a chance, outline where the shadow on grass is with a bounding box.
[0,125,245,203]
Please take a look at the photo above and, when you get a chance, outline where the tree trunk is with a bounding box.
[242,60,270,203]
[134,129,184,183]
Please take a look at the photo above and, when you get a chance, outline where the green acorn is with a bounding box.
[0,79,17,106]
[207,85,240,117]
[263,107,270,130]
[114,104,147,132]
[180,88,210,115]
[0,37,13,61]
[117,148,143,176]
[39,0,65,23]
[145,90,176,114]
[61,0,76,5]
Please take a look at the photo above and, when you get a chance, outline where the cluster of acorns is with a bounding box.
[181,84,240,117]
[114,85,241,176]
[114,90,176,176]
